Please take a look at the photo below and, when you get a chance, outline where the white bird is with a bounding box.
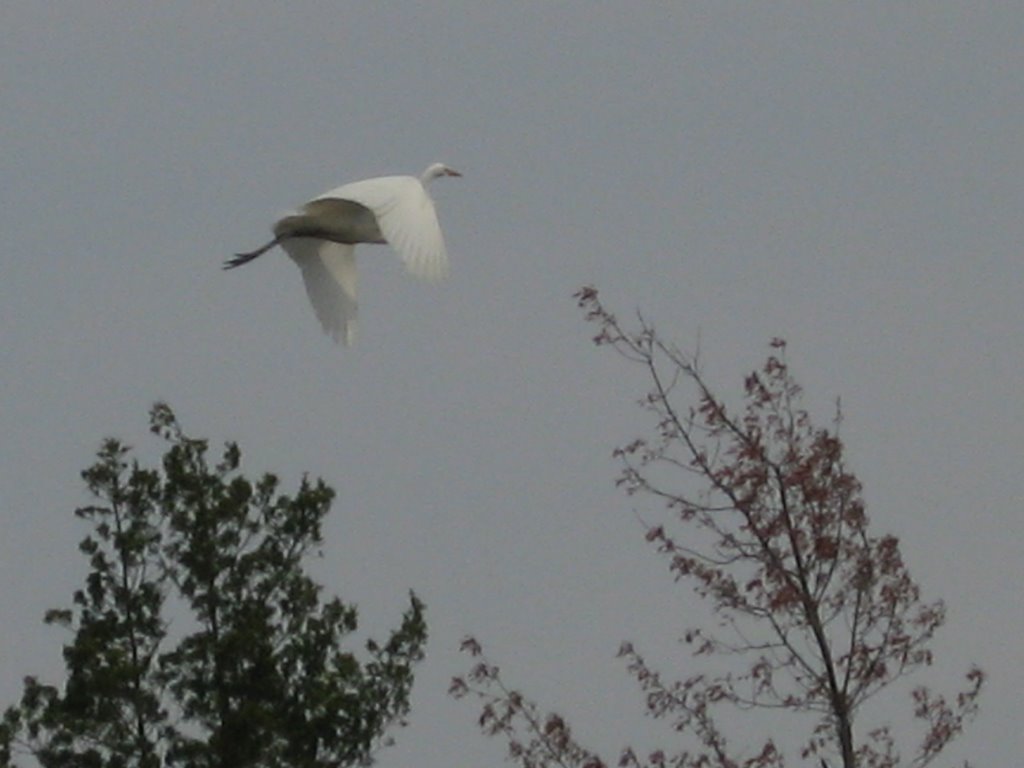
[227,162,461,345]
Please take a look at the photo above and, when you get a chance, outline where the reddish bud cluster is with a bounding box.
[453,288,984,768]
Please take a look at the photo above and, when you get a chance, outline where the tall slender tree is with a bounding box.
[452,288,983,768]
[2,403,426,768]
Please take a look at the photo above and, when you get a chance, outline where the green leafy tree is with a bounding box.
[452,288,983,768]
[2,403,426,768]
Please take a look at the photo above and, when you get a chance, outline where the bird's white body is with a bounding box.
[227,163,460,346]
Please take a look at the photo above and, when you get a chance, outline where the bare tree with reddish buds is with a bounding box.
[451,287,984,768]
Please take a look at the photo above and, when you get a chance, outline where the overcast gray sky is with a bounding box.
[2,4,1021,766]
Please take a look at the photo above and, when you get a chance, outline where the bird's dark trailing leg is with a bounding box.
[224,238,280,269]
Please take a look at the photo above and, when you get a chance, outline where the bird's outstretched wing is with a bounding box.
[280,238,358,346]
[319,176,449,281]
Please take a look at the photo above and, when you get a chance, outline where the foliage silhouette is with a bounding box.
[2,404,426,768]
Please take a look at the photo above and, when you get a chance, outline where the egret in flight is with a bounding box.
[227,163,461,345]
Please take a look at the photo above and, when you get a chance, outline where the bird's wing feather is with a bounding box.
[280,238,358,346]
[319,176,448,281]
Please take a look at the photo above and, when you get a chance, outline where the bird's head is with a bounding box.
[421,163,462,182]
